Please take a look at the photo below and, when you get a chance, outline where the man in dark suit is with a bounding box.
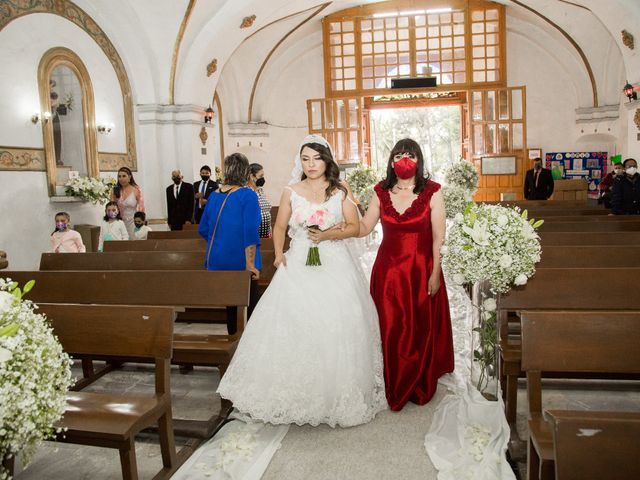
[166,169,195,230]
[524,157,554,200]
[193,165,219,223]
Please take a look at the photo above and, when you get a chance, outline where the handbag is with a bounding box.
[206,187,238,265]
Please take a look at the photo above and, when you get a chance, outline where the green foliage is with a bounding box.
[346,165,381,209]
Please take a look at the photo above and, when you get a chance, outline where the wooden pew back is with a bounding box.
[148,230,200,239]
[104,238,206,252]
[539,232,640,245]
[39,304,174,361]
[540,215,640,223]
[548,410,640,480]
[539,247,640,268]
[538,221,640,232]
[40,252,205,271]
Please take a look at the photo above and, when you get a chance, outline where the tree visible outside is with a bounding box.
[370,106,461,177]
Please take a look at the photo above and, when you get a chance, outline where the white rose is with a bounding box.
[453,273,466,285]
[514,274,528,286]
[482,297,497,312]
[0,291,14,313]
[0,346,12,364]
[497,215,508,228]
[440,245,449,255]
[482,311,493,321]
[499,254,513,268]
[454,213,464,223]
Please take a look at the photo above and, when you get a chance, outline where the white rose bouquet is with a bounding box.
[442,204,543,294]
[65,176,116,205]
[443,159,479,193]
[0,279,73,479]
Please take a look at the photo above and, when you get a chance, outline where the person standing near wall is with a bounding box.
[524,157,554,200]
[166,169,195,230]
[193,165,218,223]
[612,158,640,215]
[248,163,272,238]
[111,167,145,238]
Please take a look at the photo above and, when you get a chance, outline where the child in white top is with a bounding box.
[49,212,86,253]
[133,211,152,240]
[99,201,129,251]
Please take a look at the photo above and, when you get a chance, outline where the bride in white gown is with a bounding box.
[217,135,387,427]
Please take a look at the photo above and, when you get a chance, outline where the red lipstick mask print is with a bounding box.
[393,156,417,179]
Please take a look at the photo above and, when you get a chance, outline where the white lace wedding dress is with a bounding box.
[217,188,387,427]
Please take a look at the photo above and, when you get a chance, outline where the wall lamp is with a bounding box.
[623,81,638,102]
[204,105,214,123]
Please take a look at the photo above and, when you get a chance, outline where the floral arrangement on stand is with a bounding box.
[441,204,543,393]
[442,158,479,193]
[442,184,474,219]
[346,165,381,212]
[64,176,116,205]
[0,279,73,479]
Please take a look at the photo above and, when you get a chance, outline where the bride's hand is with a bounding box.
[274,253,287,268]
[428,273,440,296]
[308,227,328,243]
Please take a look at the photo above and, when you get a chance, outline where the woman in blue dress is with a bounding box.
[199,152,262,334]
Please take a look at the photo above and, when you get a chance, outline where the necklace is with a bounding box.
[395,183,415,191]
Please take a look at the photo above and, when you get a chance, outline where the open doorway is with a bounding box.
[369,105,461,176]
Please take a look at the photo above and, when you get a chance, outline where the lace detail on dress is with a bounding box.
[375,180,441,222]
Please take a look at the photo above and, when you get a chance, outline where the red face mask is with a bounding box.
[393,156,417,179]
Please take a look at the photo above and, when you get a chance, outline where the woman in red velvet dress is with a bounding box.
[360,138,454,411]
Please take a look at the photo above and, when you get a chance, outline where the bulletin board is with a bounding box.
[545,152,607,199]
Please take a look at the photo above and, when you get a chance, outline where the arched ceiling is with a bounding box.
[54,0,640,105]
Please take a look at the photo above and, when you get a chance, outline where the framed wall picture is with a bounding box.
[481,155,517,175]
[528,148,542,160]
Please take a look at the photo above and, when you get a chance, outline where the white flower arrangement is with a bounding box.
[346,165,381,210]
[442,184,474,219]
[442,204,543,294]
[443,159,479,193]
[0,279,73,479]
[64,176,116,205]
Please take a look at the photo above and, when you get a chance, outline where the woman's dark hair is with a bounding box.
[103,201,122,221]
[249,163,264,176]
[223,153,251,186]
[52,211,71,235]
[623,158,637,168]
[113,167,138,198]
[382,138,429,194]
[134,211,146,221]
[299,142,346,200]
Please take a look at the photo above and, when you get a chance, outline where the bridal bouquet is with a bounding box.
[293,206,337,266]
[442,158,479,193]
[65,176,116,205]
[0,279,73,478]
[441,204,543,294]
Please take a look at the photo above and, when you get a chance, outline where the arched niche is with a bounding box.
[38,47,98,195]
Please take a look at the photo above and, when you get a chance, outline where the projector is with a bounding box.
[391,77,437,89]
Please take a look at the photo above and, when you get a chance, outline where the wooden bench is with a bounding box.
[539,246,640,268]
[538,231,640,245]
[104,238,207,252]
[38,303,179,480]
[520,311,640,480]
[526,209,608,217]
[538,215,640,223]
[148,230,201,240]
[5,270,251,438]
[492,200,601,209]
[547,410,640,480]
[40,252,206,271]
[538,221,640,232]
[497,268,640,429]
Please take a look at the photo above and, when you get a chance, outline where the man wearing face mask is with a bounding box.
[193,165,219,224]
[598,162,624,208]
[524,157,554,200]
[166,169,195,230]
[611,158,640,215]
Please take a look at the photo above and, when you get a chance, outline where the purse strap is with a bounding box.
[206,187,238,264]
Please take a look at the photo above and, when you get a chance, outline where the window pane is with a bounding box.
[511,89,523,119]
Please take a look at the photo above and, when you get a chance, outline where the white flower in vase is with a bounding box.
[452,273,466,285]
[496,214,509,228]
[482,297,497,312]
[0,346,12,363]
[514,274,528,286]
[463,220,491,246]
[499,254,513,268]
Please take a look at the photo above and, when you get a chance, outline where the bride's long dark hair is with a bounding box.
[300,142,346,201]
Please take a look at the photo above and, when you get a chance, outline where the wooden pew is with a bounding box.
[40,252,205,271]
[539,231,640,245]
[38,303,179,480]
[526,209,608,217]
[538,215,640,223]
[520,311,640,480]
[497,268,640,429]
[539,246,640,268]
[183,223,199,231]
[104,238,206,252]
[547,410,640,480]
[5,270,251,438]
[537,221,640,232]
[148,230,201,239]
